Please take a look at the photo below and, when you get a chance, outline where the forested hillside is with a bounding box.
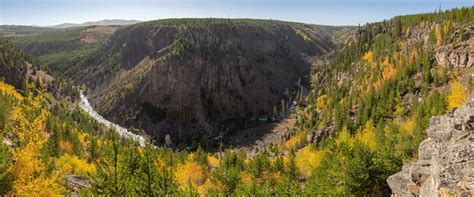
[285,7,473,195]
[0,38,32,90]
[0,7,472,196]
[9,26,118,78]
[60,19,338,145]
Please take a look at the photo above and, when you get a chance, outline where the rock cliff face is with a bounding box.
[407,23,473,69]
[387,99,474,196]
[79,19,335,144]
[433,25,473,69]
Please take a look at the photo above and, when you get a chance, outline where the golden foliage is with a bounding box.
[362,50,375,67]
[0,81,23,101]
[399,118,415,135]
[447,81,467,110]
[56,154,96,176]
[196,179,212,197]
[408,48,419,65]
[207,155,220,168]
[316,95,327,111]
[434,24,443,45]
[175,155,206,189]
[282,131,307,150]
[371,56,398,91]
[394,104,407,116]
[76,130,90,149]
[8,87,65,195]
[382,56,397,81]
[295,146,323,178]
[240,171,253,186]
[443,21,450,36]
[10,106,48,144]
[136,146,144,156]
[96,138,107,148]
[10,172,65,196]
[335,126,354,148]
[244,159,251,165]
[355,121,378,152]
[59,140,74,154]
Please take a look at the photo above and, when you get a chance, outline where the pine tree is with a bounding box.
[287,149,298,179]
[0,143,12,194]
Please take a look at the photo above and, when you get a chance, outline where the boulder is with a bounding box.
[387,98,474,196]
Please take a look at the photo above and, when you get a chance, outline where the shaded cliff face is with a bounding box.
[79,20,334,143]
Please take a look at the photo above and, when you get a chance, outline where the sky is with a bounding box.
[1,0,473,26]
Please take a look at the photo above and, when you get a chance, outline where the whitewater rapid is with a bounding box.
[79,91,146,147]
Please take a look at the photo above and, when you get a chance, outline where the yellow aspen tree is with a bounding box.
[382,56,397,81]
[355,120,378,152]
[207,155,220,168]
[0,81,23,101]
[295,146,323,179]
[408,48,419,65]
[362,50,375,67]
[435,24,443,45]
[447,81,467,110]
[282,131,307,150]
[175,154,206,190]
[336,126,354,148]
[316,95,327,111]
[443,21,450,36]
[56,154,96,176]
[8,86,65,196]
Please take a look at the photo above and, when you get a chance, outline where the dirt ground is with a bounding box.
[81,26,118,44]
[223,115,297,158]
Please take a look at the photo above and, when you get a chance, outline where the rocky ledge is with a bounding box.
[433,25,474,69]
[387,98,474,196]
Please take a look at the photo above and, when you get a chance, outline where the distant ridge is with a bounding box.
[48,19,141,28]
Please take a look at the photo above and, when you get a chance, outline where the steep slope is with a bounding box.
[0,7,473,197]
[74,19,335,144]
[387,98,474,196]
[0,39,28,89]
[386,18,474,196]
[0,37,57,91]
[270,7,473,195]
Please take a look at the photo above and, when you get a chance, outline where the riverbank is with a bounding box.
[79,91,146,147]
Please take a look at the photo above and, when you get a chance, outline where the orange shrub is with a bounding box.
[59,140,74,154]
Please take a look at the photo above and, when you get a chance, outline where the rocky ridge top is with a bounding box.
[387,98,474,196]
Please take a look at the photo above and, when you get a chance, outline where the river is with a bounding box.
[79,91,146,147]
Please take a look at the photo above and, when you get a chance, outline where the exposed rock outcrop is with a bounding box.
[433,25,474,69]
[78,19,336,144]
[387,98,474,196]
